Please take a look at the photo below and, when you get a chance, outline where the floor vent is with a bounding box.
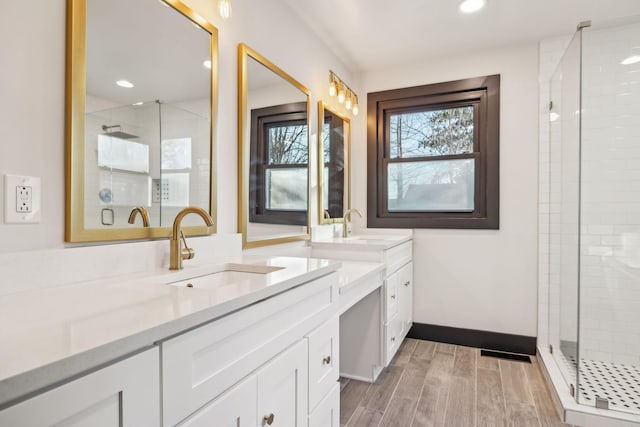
[480,349,532,363]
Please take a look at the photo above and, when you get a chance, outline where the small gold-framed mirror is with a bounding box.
[65,0,218,242]
[318,101,350,224]
[237,43,311,249]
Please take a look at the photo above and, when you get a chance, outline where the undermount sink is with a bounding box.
[167,263,285,289]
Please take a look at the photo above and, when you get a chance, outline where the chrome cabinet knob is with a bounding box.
[323,355,331,365]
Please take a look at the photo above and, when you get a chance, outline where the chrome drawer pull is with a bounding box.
[391,294,396,299]
[323,355,332,365]
[391,336,396,342]
[263,413,275,425]
[403,281,410,287]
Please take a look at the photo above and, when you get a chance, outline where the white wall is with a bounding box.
[0,0,353,254]
[352,44,541,337]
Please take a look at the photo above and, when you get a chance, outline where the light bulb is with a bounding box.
[459,0,486,13]
[329,81,337,97]
[337,87,345,104]
[345,95,352,110]
[218,0,232,20]
[352,103,359,116]
[621,55,640,65]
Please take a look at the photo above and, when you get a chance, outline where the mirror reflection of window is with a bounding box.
[161,138,192,170]
[322,110,345,219]
[249,102,308,226]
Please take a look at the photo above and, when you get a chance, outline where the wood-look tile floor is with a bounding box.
[340,338,572,427]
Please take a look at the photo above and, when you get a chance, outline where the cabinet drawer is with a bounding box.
[309,382,340,427]
[306,316,339,412]
[384,241,412,275]
[384,315,402,365]
[162,273,337,426]
[385,274,399,322]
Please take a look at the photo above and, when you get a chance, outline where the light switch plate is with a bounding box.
[4,174,41,224]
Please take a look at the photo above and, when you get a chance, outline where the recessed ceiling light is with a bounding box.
[116,80,134,88]
[621,55,640,65]
[203,60,212,69]
[459,0,486,14]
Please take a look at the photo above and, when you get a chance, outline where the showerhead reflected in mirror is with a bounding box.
[238,43,310,248]
[65,0,218,242]
[318,101,350,224]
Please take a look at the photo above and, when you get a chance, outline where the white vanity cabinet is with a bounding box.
[0,348,160,427]
[311,237,413,366]
[162,272,340,426]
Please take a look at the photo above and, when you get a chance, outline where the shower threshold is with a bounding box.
[538,346,640,427]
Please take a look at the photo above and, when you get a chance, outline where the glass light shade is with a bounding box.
[337,87,345,104]
[345,95,352,110]
[218,0,232,20]
[329,81,337,97]
[352,103,359,116]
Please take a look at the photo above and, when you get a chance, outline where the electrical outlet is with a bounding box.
[16,186,32,213]
[4,175,41,224]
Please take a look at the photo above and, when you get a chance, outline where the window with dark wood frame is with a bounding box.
[250,102,308,226]
[367,75,499,229]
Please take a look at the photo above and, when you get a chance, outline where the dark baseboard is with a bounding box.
[407,323,537,355]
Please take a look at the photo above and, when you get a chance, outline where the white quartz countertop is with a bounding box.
[0,256,339,406]
[337,260,386,294]
[310,234,411,250]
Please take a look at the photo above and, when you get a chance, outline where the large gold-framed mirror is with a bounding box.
[65,0,218,242]
[237,43,311,249]
[317,101,350,224]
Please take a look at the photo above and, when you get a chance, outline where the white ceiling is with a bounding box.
[280,0,640,72]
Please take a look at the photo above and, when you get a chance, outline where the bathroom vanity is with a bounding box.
[0,257,340,426]
[311,234,413,380]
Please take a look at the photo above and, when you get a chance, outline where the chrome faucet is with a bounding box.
[170,206,214,270]
[128,206,150,227]
[342,208,362,237]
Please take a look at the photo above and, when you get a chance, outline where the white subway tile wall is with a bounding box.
[579,21,640,368]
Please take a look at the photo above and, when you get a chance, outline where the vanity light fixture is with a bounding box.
[218,0,232,20]
[621,55,640,65]
[337,84,346,104]
[328,71,359,115]
[459,0,486,13]
[116,79,134,88]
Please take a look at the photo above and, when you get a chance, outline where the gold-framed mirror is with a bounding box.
[237,43,311,249]
[65,0,218,242]
[318,101,350,224]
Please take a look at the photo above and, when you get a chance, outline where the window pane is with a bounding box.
[323,121,331,163]
[268,124,308,164]
[389,106,474,158]
[387,159,474,211]
[266,168,307,210]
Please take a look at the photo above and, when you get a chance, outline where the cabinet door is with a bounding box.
[0,348,159,427]
[257,340,308,427]
[306,316,339,412]
[178,375,257,427]
[308,383,339,427]
[398,261,413,339]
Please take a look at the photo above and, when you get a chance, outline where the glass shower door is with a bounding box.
[548,30,582,392]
